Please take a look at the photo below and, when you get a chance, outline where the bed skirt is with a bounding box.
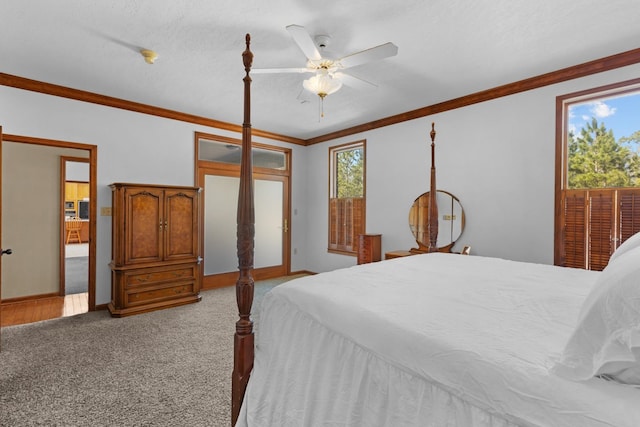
[236,294,525,427]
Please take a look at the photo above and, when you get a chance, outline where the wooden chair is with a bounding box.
[65,218,83,244]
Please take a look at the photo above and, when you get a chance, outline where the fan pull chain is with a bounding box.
[318,94,327,121]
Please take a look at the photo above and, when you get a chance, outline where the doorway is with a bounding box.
[61,157,90,314]
[195,132,291,289]
[1,134,97,327]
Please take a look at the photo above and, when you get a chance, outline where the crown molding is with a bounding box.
[305,47,640,145]
[3,46,640,147]
[0,73,306,146]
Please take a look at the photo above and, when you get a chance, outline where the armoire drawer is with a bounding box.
[125,266,196,288]
[126,282,195,306]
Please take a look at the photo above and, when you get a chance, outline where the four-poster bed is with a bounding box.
[232,34,256,425]
[233,36,640,427]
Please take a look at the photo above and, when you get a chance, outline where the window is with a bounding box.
[197,135,287,171]
[328,141,366,254]
[556,79,640,270]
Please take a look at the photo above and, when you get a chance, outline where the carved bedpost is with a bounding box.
[427,122,439,252]
[232,33,254,426]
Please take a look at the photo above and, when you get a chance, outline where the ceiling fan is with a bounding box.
[254,25,398,112]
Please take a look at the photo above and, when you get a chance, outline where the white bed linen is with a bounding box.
[237,254,640,427]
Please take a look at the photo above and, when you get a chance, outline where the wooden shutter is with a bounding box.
[563,190,587,269]
[618,189,640,245]
[587,190,615,271]
[562,188,640,270]
[328,197,365,253]
[350,198,365,251]
[329,198,338,248]
[342,198,352,248]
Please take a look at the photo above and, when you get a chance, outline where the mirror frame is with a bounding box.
[408,189,465,253]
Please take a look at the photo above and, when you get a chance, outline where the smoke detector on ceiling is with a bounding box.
[140,49,158,64]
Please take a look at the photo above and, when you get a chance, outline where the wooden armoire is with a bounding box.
[108,183,202,317]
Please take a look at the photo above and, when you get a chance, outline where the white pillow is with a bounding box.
[609,230,640,264]
[552,244,640,384]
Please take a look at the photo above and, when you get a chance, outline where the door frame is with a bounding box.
[195,132,291,290]
[1,133,97,312]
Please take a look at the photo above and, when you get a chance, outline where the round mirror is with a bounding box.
[408,190,465,252]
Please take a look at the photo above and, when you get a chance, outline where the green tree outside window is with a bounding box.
[335,148,364,197]
[568,117,640,189]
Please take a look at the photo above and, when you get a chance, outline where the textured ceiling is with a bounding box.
[2,0,640,140]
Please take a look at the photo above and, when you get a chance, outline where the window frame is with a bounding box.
[554,77,640,268]
[328,140,366,255]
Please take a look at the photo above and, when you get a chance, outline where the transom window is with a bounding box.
[197,135,288,171]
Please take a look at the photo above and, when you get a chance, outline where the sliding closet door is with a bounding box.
[203,174,238,277]
[199,169,289,289]
[254,178,284,269]
[203,173,284,271]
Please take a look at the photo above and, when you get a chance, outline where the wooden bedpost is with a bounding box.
[427,122,439,252]
[232,33,254,426]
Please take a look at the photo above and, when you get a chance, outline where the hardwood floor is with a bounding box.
[1,293,88,327]
[1,244,89,328]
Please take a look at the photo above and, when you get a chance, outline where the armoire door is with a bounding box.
[123,186,164,265]
[119,186,200,265]
[164,188,200,262]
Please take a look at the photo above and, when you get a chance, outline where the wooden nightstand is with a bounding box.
[357,234,382,264]
[384,250,414,260]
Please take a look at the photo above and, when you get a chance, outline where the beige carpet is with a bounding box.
[0,275,305,427]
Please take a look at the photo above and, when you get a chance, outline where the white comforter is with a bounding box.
[237,254,640,427]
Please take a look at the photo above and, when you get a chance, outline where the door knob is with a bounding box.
[1,248,12,256]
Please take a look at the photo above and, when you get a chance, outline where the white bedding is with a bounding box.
[237,254,640,427]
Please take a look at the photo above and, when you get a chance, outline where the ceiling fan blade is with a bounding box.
[286,24,322,61]
[252,67,313,74]
[338,42,398,69]
[333,72,378,90]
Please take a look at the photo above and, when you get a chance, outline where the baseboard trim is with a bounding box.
[290,270,316,276]
[1,292,59,305]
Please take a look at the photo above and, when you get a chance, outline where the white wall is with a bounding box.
[304,62,640,273]
[0,87,308,305]
[3,60,640,297]
[66,161,89,182]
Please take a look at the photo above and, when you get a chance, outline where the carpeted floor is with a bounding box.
[65,256,88,295]
[0,274,306,427]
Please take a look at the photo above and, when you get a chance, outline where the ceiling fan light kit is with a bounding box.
[303,68,342,118]
[303,68,342,98]
[253,24,397,117]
